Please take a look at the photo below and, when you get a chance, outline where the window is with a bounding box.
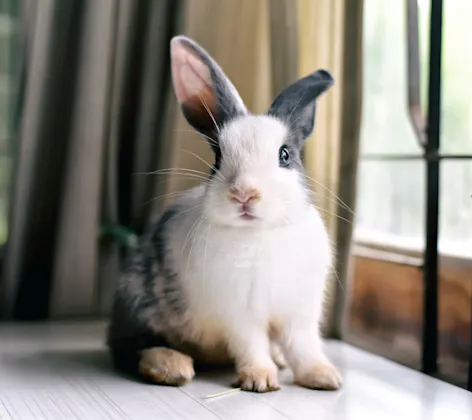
[0,0,18,246]
[356,0,472,258]
[348,0,472,389]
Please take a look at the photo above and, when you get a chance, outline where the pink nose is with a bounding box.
[229,187,261,204]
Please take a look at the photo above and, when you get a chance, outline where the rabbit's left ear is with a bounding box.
[267,70,334,142]
[170,36,247,141]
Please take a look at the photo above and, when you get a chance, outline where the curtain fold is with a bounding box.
[269,0,299,98]
[270,0,364,337]
[49,0,117,317]
[2,0,182,319]
[331,0,364,339]
[2,0,85,319]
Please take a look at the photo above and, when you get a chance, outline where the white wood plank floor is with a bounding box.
[0,321,471,420]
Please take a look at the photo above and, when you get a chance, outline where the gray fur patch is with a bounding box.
[152,204,187,316]
[267,69,334,147]
[107,203,189,377]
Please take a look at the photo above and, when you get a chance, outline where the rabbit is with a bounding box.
[107,35,342,393]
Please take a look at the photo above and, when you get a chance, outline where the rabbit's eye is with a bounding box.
[279,146,290,167]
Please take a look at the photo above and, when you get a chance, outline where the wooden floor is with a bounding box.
[0,321,471,419]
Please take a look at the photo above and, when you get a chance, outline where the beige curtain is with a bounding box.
[296,0,364,337]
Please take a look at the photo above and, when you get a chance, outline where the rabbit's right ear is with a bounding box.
[170,36,247,141]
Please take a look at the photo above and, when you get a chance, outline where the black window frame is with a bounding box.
[357,0,472,391]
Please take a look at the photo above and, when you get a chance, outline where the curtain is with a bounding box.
[1,0,182,319]
[1,0,363,327]
[296,0,364,338]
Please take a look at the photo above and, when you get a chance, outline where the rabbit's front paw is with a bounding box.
[295,362,342,390]
[139,347,195,386]
[233,365,280,393]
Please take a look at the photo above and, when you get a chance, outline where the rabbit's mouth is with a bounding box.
[238,202,257,221]
[240,212,256,221]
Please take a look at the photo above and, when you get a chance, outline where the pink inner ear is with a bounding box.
[171,41,215,112]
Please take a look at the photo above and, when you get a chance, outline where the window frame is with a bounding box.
[350,0,472,391]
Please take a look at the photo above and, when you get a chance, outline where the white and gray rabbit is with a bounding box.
[107,35,342,393]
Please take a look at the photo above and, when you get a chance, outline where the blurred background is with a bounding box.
[0,0,470,389]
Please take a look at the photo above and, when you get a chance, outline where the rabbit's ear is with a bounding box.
[170,36,247,140]
[267,70,334,143]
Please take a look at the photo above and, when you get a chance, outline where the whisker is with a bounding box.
[203,222,210,281]
[139,171,210,182]
[287,81,332,127]
[288,113,304,130]
[304,175,355,214]
[286,81,333,130]
[149,172,209,179]
[186,214,207,280]
[141,167,211,177]
[287,85,309,126]
[331,269,346,296]
[183,139,218,148]
[180,150,216,172]
[182,213,205,259]
[280,198,352,225]
[199,94,220,133]
[180,149,228,183]
[143,190,187,207]
[173,129,219,147]
[150,176,211,190]
[159,204,202,228]
[306,190,356,216]
[314,206,352,224]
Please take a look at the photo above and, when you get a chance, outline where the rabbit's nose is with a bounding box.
[228,186,261,204]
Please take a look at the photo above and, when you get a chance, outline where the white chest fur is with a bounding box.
[170,206,332,334]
